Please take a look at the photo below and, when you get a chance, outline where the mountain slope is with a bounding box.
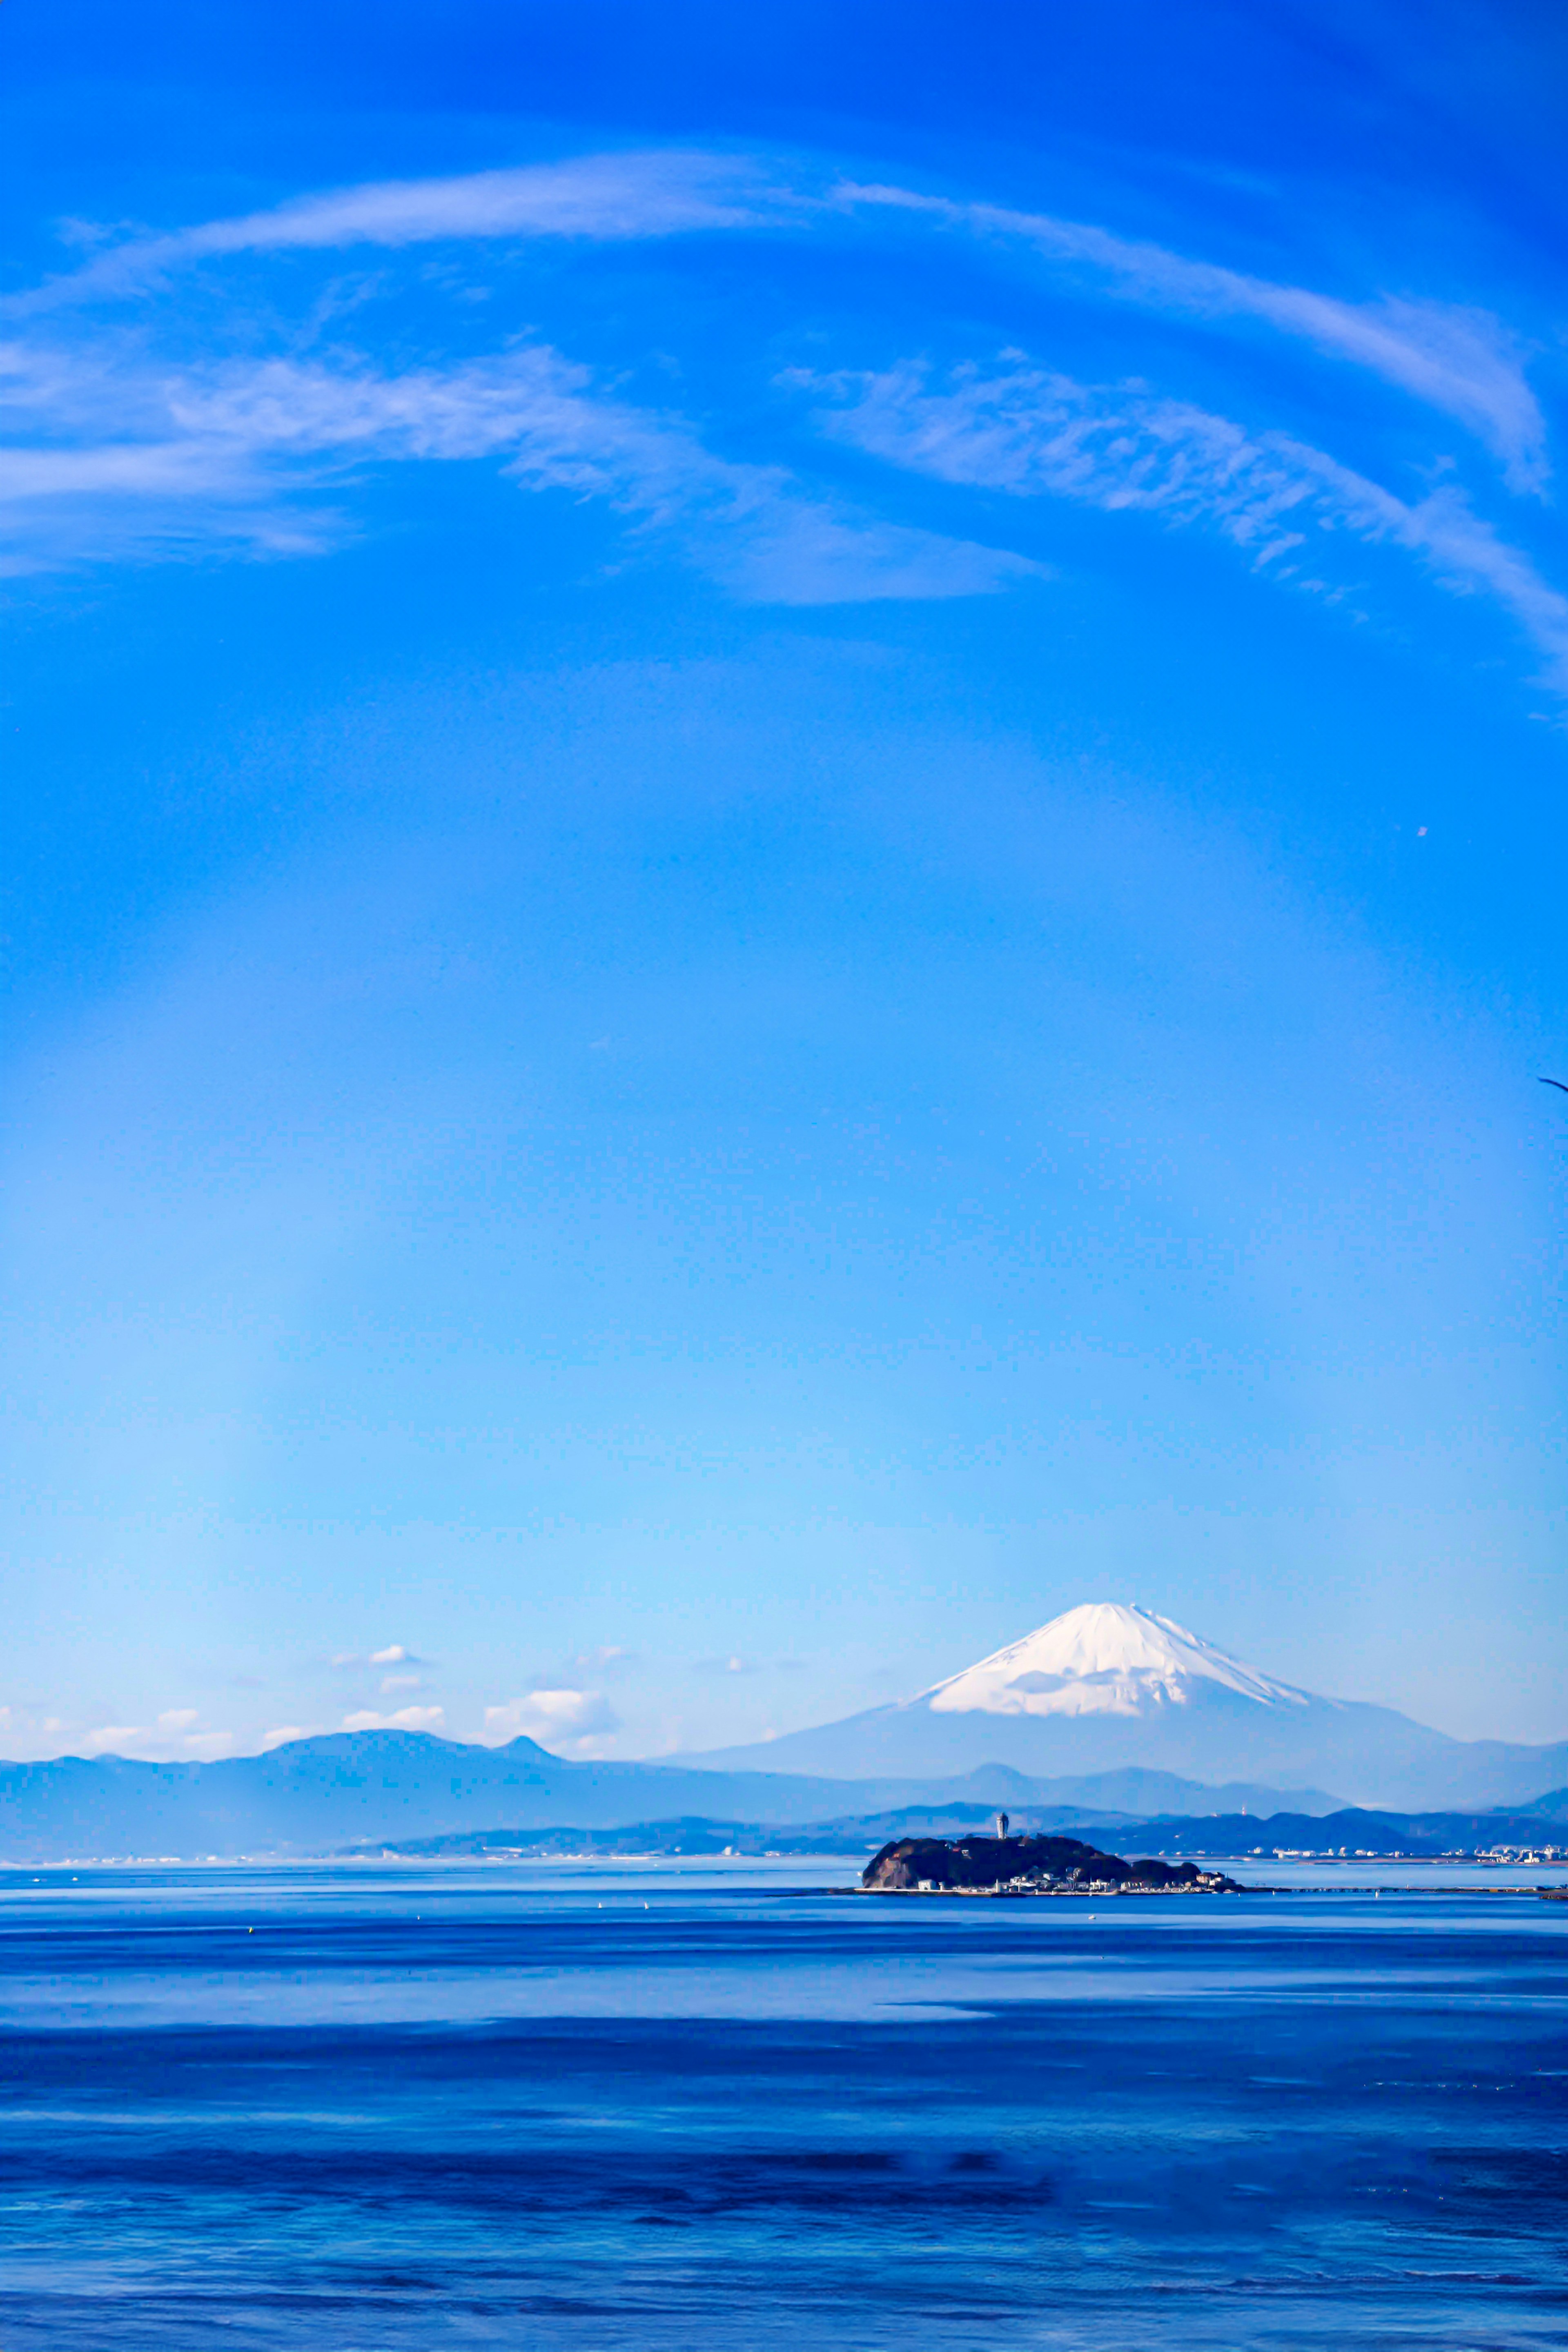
[0,1733,1332,1862]
[688,1603,1568,1809]
[926,1604,1311,1717]
[3,1602,1560,1856]
[0,1735,941,1862]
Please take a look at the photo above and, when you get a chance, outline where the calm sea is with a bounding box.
[0,1859,1563,2348]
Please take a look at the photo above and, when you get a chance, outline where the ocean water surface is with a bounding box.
[0,1859,1564,2347]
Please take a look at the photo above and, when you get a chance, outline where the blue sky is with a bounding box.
[2,0,1565,1764]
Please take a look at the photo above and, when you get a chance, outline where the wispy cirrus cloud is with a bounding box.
[0,337,1037,599]
[2,147,1558,681]
[22,147,1539,493]
[22,150,790,312]
[835,181,1548,492]
[797,358,1568,689]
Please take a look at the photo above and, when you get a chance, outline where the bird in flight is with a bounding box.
[1542,1078,1568,1095]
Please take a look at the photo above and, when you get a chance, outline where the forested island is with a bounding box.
[862,1829,1243,1895]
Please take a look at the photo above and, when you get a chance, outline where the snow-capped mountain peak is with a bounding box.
[686,1598,1568,1807]
[922,1601,1310,1720]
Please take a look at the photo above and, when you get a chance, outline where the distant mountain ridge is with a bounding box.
[352,1793,1568,1864]
[4,1602,1563,1858]
[0,1732,1335,1864]
[687,1603,1568,1809]
[1085,1801,1568,1860]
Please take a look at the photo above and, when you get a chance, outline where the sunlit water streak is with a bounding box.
[0,1860,1563,2347]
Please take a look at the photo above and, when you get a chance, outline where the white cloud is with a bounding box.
[712,501,1043,605]
[76,1715,233,1759]
[0,339,1031,603]
[22,151,785,312]
[836,180,1548,491]
[330,1642,423,1670]
[574,1644,635,1672]
[484,1686,620,1757]
[260,1725,309,1750]
[0,147,1555,679]
[341,1704,445,1733]
[800,359,1568,690]
[186,149,774,253]
[26,150,1537,490]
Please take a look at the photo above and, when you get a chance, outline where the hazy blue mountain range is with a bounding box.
[0,1734,1334,1864]
[690,1605,1568,1810]
[1081,1802,1568,1859]
[0,1722,1560,1863]
[350,1795,1568,1863]
[5,1602,1562,1858]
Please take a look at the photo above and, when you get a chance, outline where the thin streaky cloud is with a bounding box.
[0,339,1035,604]
[187,150,782,252]
[12,151,793,313]
[835,180,1547,492]
[19,147,1539,502]
[0,439,264,502]
[800,359,1568,688]
[712,503,1042,606]
[2,153,1554,673]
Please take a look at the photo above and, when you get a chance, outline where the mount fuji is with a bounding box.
[688,1603,1568,1811]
